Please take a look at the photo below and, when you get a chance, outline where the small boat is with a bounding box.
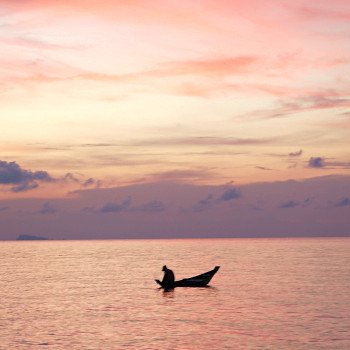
[155,266,220,288]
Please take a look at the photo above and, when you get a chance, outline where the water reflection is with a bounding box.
[162,289,175,298]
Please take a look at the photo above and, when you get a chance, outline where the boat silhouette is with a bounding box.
[155,266,220,288]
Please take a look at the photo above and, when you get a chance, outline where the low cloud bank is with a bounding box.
[0,175,349,239]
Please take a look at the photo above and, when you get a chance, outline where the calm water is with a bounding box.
[0,238,349,349]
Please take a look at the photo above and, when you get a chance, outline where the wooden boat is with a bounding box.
[155,266,220,288]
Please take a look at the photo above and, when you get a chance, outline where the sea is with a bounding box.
[0,238,349,349]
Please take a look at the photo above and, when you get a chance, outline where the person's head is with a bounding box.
[162,265,167,271]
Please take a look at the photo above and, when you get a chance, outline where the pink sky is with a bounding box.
[0,1,349,238]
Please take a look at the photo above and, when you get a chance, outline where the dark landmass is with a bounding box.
[16,234,49,241]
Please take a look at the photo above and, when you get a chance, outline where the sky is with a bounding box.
[0,0,349,239]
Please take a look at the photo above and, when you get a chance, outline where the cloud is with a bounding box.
[2,53,263,99]
[307,157,350,170]
[266,149,303,159]
[62,173,102,188]
[73,56,259,90]
[0,206,9,212]
[242,94,350,120]
[83,178,95,187]
[63,173,80,183]
[326,161,350,169]
[12,182,39,193]
[3,0,350,104]
[192,194,215,212]
[293,4,350,22]
[148,168,218,183]
[100,198,131,213]
[219,187,241,201]
[278,200,300,208]
[87,199,166,214]
[0,160,53,192]
[278,198,311,209]
[130,200,166,213]
[255,166,273,171]
[40,202,57,215]
[134,136,274,147]
[191,188,241,212]
[0,160,52,184]
[308,157,325,168]
[161,56,258,77]
[289,149,303,157]
[0,162,97,193]
[334,198,350,207]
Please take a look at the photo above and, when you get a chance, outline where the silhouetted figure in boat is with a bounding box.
[161,265,175,290]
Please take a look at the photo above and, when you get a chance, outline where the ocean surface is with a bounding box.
[0,238,349,349]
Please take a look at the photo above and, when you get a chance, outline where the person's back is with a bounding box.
[162,265,175,290]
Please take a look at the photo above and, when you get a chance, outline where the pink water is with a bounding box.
[1,238,349,349]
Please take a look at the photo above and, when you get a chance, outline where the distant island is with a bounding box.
[16,234,48,241]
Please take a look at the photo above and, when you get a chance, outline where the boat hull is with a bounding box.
[156,266,220,288]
